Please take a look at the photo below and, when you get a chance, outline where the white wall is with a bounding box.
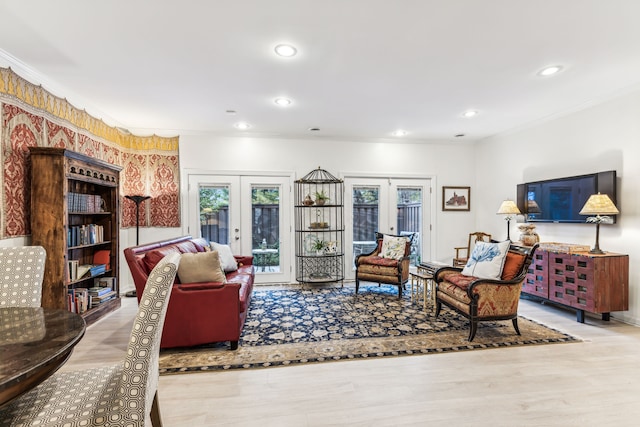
[172,135,477,270]
[475,89,640,326]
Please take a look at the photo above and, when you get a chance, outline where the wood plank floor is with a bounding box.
[63,288,640,427]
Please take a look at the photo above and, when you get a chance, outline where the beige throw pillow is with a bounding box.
[177,251,226,284]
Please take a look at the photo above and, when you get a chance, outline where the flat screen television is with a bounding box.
[516,171,617,224]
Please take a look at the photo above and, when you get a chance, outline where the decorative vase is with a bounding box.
[518,224,540,246]
[303,195,314,206]
[315,198,326,206]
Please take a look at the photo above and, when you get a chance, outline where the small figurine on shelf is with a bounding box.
[315,190,329,206]
[303,194,314,206]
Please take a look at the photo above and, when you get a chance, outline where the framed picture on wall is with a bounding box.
[442,186,470,211]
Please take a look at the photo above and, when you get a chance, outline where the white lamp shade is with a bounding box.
[579,193,619,216]
[497,200,521,215]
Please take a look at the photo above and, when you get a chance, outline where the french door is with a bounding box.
[344,176,432,280]
[187,173,292,284]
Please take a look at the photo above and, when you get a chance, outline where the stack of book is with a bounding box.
[88,286,117,308]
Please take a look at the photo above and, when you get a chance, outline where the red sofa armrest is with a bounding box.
[235,255,253,266]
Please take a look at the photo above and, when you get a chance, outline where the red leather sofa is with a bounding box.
[124,236,254,350]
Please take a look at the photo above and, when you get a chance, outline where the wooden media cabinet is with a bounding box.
[523,247,628,323]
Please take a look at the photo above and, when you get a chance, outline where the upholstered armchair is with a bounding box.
[435,243,538,341]
[453,231,492,267]
[355,232,415,298]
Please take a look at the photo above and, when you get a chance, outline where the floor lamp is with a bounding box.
[124,195,151,297]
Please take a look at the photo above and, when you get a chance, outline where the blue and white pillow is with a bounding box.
[461,240,510,280]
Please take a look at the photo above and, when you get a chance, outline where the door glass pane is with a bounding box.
[397,187,422,265]
[352,186,379,261]
[252,185,280,272]
[199,185,229,244]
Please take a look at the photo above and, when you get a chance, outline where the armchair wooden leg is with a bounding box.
[512,318,521,335]
[230,341,239,350]
[355,278,360,294]
[435,301,441,317]
[151,390,163,427]
[468,321,478,342]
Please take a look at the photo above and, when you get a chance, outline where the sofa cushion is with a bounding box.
[142,247,181,274]
[210,242,238,272]
[358,255,399,268]
[380,234,408,260]
[177,251,226,284]
[462,240,510,280]
[501,251,526,280]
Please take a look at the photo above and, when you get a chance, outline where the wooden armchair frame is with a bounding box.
[435,243,538,341]
[453,231,492,267]
[355,232,415,298]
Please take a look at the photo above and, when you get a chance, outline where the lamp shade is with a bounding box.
[579,193,619,216]
[497,200,521,215]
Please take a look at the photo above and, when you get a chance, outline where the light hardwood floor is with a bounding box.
[63,288,640,427]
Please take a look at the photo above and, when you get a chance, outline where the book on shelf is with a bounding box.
[68,260,79,281]
[68,287,90,313]
[88,286,112,297]
[75,263,107,280]
[89,290,117,307]
[67,224,105,247]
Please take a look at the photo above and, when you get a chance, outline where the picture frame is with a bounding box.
[442,186,470,211]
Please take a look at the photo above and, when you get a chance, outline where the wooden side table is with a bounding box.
[410,270,434,311]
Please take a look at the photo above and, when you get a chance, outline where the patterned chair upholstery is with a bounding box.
[0,246,46,307]
[0,252,180,427]
[355,232,415,298]
[435,243,538,341]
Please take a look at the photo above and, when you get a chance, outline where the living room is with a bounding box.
[1,1,640,425]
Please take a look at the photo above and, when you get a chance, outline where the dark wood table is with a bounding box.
[0,307,86,407]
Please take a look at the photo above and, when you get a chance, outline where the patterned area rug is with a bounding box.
[159,284,578,374]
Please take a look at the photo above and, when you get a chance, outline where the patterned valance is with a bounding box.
[0,67,180,238]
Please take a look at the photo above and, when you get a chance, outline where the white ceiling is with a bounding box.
[2,0,640,142]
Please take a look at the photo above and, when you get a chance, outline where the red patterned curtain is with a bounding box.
[0,68,180,238]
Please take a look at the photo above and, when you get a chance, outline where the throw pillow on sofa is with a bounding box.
[210,242,238,272]
[462,240,510,280]
[178,251,227,283]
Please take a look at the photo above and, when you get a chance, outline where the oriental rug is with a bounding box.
[159,284,578,374]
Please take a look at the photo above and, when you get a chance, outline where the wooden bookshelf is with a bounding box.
[30,147,121,325]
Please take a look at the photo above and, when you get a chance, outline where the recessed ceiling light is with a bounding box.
[274,44,297,57]
[234,122,251,130]
[462,110,478,118]
[274,97,292,106]
[455,133,465,138]
[308,127,320,132]
[538,65,563,76]
[392,130,408,137]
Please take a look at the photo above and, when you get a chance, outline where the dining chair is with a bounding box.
[0,252,180,427]
[0,246,46,307]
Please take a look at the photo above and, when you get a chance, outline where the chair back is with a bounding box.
[0,246,46,307]
[467,232,491,256]
[120,252,180,423]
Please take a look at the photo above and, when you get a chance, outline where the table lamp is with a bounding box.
[497,200,521,240]
[579,193,619,254]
